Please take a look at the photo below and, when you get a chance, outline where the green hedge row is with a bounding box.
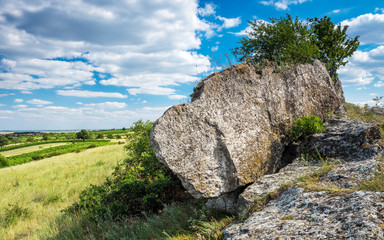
[1,142,112,168]
[0,140,110,152]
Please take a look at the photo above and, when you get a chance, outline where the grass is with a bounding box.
[0,144,126,240]
[38,201,233,240]
[345,103,384,134]
[359,156,384,192]
[1,142,70,157]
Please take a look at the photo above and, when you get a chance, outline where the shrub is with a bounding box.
[0,154,8,167]
[67,120,187,219]
[290,115,325,141]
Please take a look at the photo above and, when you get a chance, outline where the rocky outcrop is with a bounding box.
[207,119,383,213]
[222,119,384,239]
[150,60,346,199]
[298,118,382,161]
[224,187,384,239]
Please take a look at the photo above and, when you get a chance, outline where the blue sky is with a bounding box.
[0,0,383,130]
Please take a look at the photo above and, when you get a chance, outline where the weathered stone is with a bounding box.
[150,60,346,199]
[224,187,384,240]
[298,118,383,161]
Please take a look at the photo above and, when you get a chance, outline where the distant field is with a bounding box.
[0,144,126,240]
[1,142,69,157]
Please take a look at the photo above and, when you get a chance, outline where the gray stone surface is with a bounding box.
[223,155,384,239]
[150,60,345,198]
[224,187,384,240]
[299,118,383,161]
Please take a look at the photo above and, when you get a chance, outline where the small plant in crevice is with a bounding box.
[290,115,325,142]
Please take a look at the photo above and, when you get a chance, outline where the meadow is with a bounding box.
[0,144,126,240]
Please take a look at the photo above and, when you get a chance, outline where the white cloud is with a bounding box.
[168,95,187,100]
[231,25,255,36]
[84,102,127,109]
[216,16,241,29]
[21,91,33,94]
[369,93,378,96]
[340,13,384,44]
[0,0,215,94]
[374,81,384,87]
[57,90,128,98]
[260,0,310,10]
[13,104,27,108]
[375,8,384,14]
[332,9,340,14]
[198,3,216,17]
[27,99,53,106]
[127,86,176,96]
[356,87,367,90]
[211,46,219,51]
[14,98,23,103]
[339,46,384,86]
[0,104,5,107]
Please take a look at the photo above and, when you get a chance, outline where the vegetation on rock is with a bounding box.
[290,115,325,141]
[232,14,359,79]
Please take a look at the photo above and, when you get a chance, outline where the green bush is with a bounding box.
[290,115,325,141]
[67,120,186,219]
[0,154,8,167]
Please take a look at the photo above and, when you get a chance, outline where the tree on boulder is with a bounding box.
[232,14,359,79]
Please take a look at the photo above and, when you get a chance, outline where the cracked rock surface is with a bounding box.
[150,60,345,198]
[223,155,384,239]
[224,186,384,240]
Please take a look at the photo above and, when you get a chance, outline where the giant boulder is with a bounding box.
[150,60,346,199]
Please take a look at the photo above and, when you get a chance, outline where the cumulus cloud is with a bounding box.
[13,104,27,108]
[338,46,384,86]
[216,16,241,29]
[260,0,310,10]
[57,90,128,98]
[374,81,384,87]
[168,94,187,100]
[0,0,217,95]
[198,3,216,17]
[84,102,127,109]
[14,98,23,103]
[27,99,53,106]
[340,13,384,44]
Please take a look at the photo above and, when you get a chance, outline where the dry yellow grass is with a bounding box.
[1,142,70,157]
[0,144,126,240]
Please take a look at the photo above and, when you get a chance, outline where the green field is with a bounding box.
[1,142,69,157]
[0,144,126,240]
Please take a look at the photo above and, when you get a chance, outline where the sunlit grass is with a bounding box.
[0,144,126,240]
[1,143,70,157]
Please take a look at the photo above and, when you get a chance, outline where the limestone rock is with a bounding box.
[298,118,383,161]
[223,187,384,239]
[150,60,346,199]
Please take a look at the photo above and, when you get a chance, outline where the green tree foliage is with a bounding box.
[311,16,359,79]
[42,133,50,141]
[233,15,318,66]
[290,115,325,141]
[0,154,8,167]
[232,14,359,79]
[0,136,8,148]
[67,120,186,219]
[96,133,104,139]
[76,130,93,142]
